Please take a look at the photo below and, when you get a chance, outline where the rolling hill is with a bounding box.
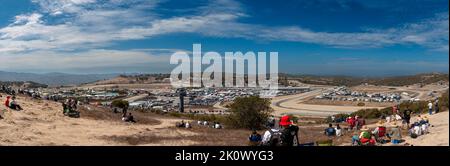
[0,71,118,86]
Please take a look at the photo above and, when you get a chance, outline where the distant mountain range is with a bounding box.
[0,71,118,86]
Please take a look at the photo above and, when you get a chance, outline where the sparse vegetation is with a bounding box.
[227,96,273,130]
[111,100,129,109]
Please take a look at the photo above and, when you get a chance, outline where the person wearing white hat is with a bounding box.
[372,121,387,143]
[388,123,402,144]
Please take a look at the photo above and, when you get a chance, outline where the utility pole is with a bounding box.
[177,88,187,113]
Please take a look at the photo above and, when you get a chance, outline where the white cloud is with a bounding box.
[0,49,176,72]
[1,0,447,53]
[0,0,448,73]
[31,0,97,15]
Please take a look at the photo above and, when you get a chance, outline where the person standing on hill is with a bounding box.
[402,108,412,128]
[428,101,433,115]
[434,100,439,114]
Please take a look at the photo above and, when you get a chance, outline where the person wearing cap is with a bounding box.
[279,115,299,146]
[388,122,402,144]
[372,121,387,143]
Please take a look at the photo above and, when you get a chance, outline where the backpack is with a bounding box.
[264,129,281,146]
[280,126,299,146]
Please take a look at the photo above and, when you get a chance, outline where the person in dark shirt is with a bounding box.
[248,130,262,146]
[403,109,412,127]
[125,113,136,123]
[324,123,336,136]
[279,115,299,146]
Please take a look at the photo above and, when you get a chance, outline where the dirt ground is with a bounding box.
[400,111,449,146]
[0,93,199,146]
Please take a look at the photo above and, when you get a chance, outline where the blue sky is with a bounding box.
[0,0,448,76]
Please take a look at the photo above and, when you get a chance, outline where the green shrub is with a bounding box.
[111,100,129,109]
[168,111,182,117]
[227,96,272,130]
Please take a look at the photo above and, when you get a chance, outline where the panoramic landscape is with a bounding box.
[0,0,449,147]
[1,72,448,146]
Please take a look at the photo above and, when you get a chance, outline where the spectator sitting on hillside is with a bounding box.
[9,96,23,111]
[125,113,136,123]
[176,120,186,128]
[324,124,336,136]
[408,124,417,139]
[356,116,365,130]
[121,113,127,121]
[185,122,191,128]
[279,115,299,146]
[388,122,402,144]
[335,124,343,136]
[359,126,376,146]
[248,130,262,146]
[346,116,356,131]
[372,121,387,143]
[214,122,222,129]
[261,128,281,146]
[351,131,360,146]
[412,122,422,136]
[386,115,391,123]
[4,96,11,108]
